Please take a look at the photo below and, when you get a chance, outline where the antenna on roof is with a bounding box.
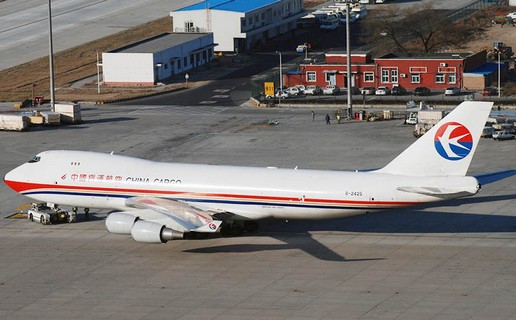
[205,1,212,32]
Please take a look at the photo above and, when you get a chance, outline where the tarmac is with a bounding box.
[0,103,515,319]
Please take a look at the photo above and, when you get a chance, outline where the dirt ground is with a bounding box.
[459,21,516,53]
[0,17,173,103]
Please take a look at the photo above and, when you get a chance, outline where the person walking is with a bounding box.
[325,113,331,125]
[311,111,315,121]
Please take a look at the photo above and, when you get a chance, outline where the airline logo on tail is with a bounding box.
[434,122,473,161]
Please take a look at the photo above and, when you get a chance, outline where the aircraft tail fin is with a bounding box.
[376,101,493,177]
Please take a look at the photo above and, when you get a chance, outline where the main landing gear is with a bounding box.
[219,221,259,237]
[72,207,91,220]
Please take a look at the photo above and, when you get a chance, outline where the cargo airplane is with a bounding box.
[4,101,496,243]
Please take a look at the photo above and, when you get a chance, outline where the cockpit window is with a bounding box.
[28,156,41,163]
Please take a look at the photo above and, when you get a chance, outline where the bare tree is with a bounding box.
[364,3,471,53]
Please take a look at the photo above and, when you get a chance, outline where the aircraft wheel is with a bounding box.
[229,224,245,237]
[220,223,244,237]
[220,225,231,236]
[244,221,259,233]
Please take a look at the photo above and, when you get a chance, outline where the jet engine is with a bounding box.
[105,212,139,234]
[130,220,184,243]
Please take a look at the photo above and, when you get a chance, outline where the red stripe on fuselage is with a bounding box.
[4,180,421,207]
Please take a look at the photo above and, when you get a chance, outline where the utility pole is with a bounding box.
[48,0,55,111]
[276,51,282,107]
[345,2,352,119]
[498,50,501,98]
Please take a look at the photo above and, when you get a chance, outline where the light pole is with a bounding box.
[48,0,55,111]
[497,50,501,98]
[345,2,352,119]
[276,51,282,106]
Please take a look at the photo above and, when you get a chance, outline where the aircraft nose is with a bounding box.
[4,166,24,193]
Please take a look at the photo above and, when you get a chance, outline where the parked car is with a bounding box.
[339,11,357,24]
[304,85,322,95]
[285,86,301,96]
[274,89,291,99]
[444,87,461,96]
[360,87,375,95]
[323,85,339,95]
[481,87,497,96]
[492,131,515,141]
[391,86,407,95]
[507,12,516,20]
[414,87,431,96]
[481,126,495,138]
[320,18,339,31]
[295,85,306,94]
[375,86,391,95]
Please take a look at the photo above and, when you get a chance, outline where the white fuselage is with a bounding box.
[4,151,480,220]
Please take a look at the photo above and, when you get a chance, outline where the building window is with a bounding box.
[449,73,456,84]
[435,73,445,83]
[306,71,316,82]
[190,54,194,65]
[177,59,181,69]
[364,72,374,82]
[391,69,398,83]
[411,74,420,83]
[381,69,389,83]
[185,21,194,32]
[325,72,336,85]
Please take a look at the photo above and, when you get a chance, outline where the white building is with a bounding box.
[102,33,215,86]
[170,0,305,52]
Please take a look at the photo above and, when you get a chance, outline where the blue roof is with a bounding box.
[466,63,499,75]
[176,0,280,13]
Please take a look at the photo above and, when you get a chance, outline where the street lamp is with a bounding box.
[276,51,282,106]
[498,50,501,98]
[345,2,352,119]
[276,51,283,89]
[48,0,55,111]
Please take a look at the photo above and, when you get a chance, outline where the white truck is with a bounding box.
[27,203,77,224]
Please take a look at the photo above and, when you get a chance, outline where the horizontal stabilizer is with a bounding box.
[397,186,478,198]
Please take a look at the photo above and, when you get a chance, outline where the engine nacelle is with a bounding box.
[130,220,184,243]
[105,212,139,234]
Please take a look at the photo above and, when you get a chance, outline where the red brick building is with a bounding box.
[285,50,490,92]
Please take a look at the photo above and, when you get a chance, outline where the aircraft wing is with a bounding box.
[125,197,222,233]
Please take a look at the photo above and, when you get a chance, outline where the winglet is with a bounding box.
[376,101,493,176]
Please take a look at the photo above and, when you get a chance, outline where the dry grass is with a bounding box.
[0,17,172,102]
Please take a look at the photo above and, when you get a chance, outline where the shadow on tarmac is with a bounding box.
[186,192,516,262]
